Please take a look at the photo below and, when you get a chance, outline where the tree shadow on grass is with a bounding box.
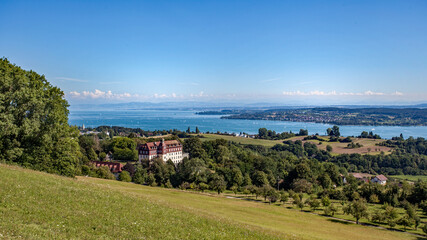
[327,218,353,225]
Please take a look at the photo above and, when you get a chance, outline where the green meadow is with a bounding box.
[195,133,287,147]
[0,164,418,240]
[391,175,427,182]
[193,134,392,156]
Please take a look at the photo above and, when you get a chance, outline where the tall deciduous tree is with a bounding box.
[0,58,81,176]
[111,137,137,161]
[210,173,226,194]
[332,125,340,137]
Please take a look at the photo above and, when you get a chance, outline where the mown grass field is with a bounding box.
[193,134,392,155]
[0,164,417,240]
[195,133,284,147]
[296,136,392,155]
[391,175,427,182]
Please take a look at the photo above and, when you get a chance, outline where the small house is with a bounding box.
[371,175,388,185]
[350,173,373,183]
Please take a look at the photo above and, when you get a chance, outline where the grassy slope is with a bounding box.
[0,164,281,240]
[195,134,287,147]
[297,137,392,155]
[0,165,416,240]
[391,175,427,182]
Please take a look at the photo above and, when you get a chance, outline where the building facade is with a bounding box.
[371,174,388,185]
[92,161,123,178]
[138,139,186,164]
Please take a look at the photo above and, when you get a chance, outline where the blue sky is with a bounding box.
[1,0,427,105]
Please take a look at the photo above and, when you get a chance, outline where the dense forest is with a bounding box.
[220,107,427,126]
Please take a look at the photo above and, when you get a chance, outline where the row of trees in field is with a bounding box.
[257,127,308,140]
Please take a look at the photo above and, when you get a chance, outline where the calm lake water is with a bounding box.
[69,110,427,139]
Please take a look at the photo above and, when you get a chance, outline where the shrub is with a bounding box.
[322,196,331,207]
[119,171,131,182]
[165,180,173,188]
[267,189,280,204]
[324,204,337,216]
[199,183,209,192]
[230,185,239,195]
[292,179,313,193]
[179,182,191,190]
[280,191,289,204]
[96,166,116,180]
[307,198,321,211]
[147,173,157,187]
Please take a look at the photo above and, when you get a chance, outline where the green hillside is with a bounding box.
[195,133,286,147]
[391,175,427,182]
[0,164,418,240]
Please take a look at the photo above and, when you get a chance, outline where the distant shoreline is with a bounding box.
[197,107,427,127]
[68,109,427,139]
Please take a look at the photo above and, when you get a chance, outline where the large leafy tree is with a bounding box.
[183,137,208,160]
[111,137,137,161]
[0,58,81,176]
[210,173,226,194]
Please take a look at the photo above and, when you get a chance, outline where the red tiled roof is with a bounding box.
[139,140,181,149]
[350,173,373,179]
[92,161,123,173]
[375,174,388,181]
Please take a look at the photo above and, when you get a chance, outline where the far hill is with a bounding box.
[0,164,416,240]
[221,107,427,126]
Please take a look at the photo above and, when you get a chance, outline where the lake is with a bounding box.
[69,109,427,139]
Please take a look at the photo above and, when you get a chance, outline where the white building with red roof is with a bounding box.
[138,139,186,164]
[371,174,388,185]
[350,172,373,183]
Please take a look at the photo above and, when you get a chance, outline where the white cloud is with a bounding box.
[68,90,203,100]
[153,93,168,98]
[69,91,81,97]
[68,89,138,99]
[363,90,384,96]
[282,90,393,96]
